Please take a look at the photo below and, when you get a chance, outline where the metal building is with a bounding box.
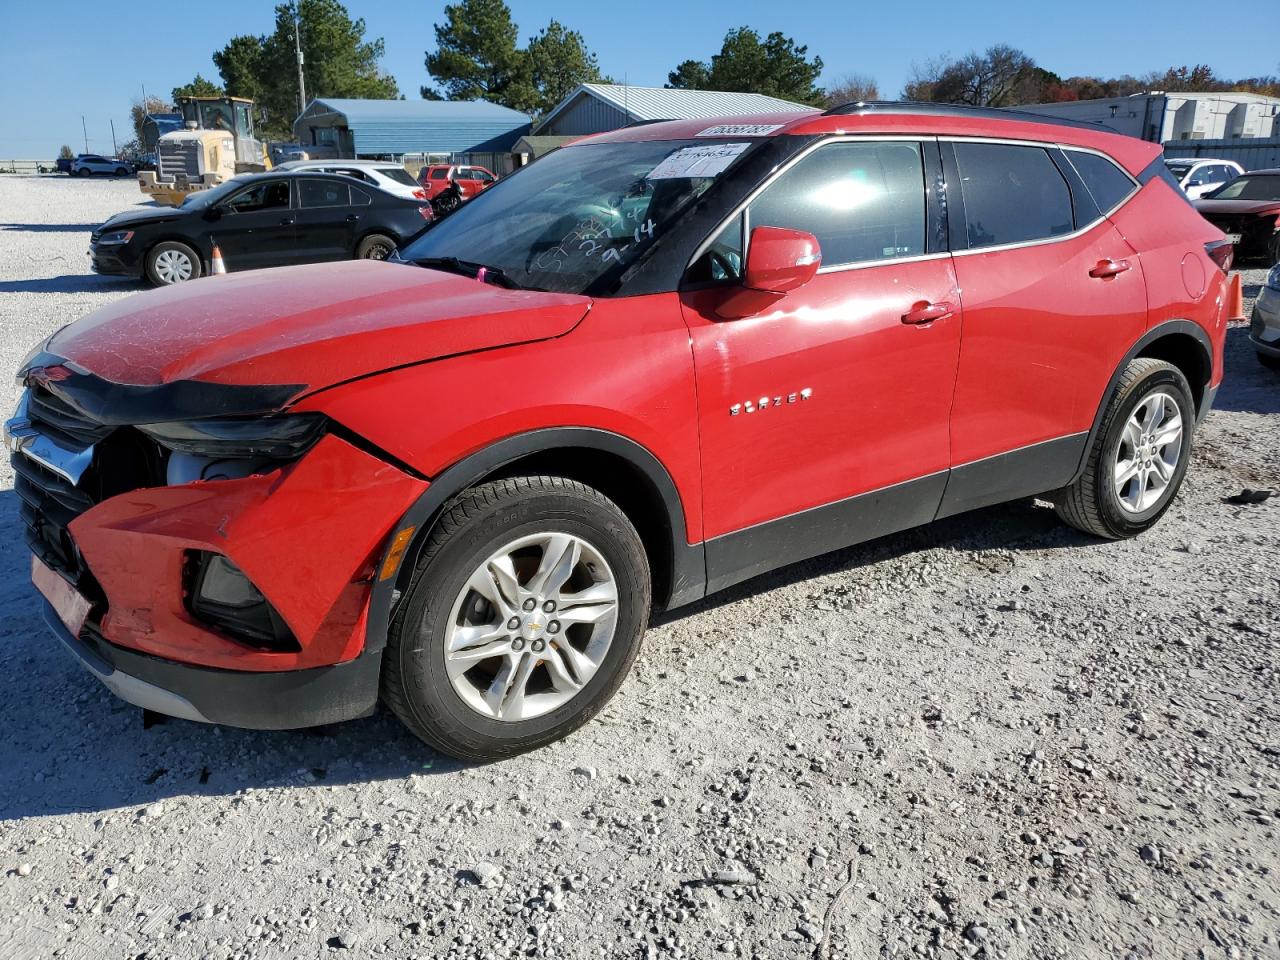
[293,98,532,159]
[534,84,813,137]
[1015,92,1280,143]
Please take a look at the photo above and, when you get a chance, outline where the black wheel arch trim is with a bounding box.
[1070,319,1214,484]
[364,427,705,654]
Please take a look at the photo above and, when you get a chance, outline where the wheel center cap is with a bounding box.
[521,614,544,639]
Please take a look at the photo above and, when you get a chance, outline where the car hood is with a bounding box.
[97,206,186,232]
[48,260,592,394]
[1194,198,1280,217]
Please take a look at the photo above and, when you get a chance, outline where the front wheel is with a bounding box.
[75,167,90,177]
[1055,358,1195,539]
[382,477,651,761]
[356,234,395,260]
[144,241,202,286]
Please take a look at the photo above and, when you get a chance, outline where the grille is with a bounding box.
[28,387,114,446]
[157,140,201,182]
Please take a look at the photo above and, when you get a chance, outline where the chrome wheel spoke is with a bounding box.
[1153,420,1182,449]
[529,534,579,597]
[1151,455,1173,483]
[557,580,618,626]
[1114,458,1141,487]
[544,645,585,693]
[485,653,536,720]
[448,622,508,654]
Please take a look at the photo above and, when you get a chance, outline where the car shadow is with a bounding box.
[0,223,99,233]
[0,275,146,295]
[0,491,457,822]
[1211,326,1280,415]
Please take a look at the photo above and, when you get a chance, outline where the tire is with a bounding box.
[382,476,651,761]
[114,167,128,177]
[144,241,202,286]
[75,167,90,177]
[432,192,461,217]
[356,234,395,260]
[1055,358,1195,539]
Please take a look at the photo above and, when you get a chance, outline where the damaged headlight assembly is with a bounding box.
[136,412,327,460]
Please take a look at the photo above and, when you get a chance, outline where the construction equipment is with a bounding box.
[138,96,271,206]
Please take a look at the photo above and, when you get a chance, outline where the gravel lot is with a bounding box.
[0,175,1276,960]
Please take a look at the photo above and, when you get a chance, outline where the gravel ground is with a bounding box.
[0,175,1277,960]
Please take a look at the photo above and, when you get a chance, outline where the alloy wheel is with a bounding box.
[153,249,194,284]
[1114,390,1183,513]
[442,531,619,722]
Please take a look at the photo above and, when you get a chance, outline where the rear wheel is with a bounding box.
[145,241,201,286]
[1055,358,1194,539]
[356,234,395,260]
[382,477,651,761]
[114,166,128,176]
[76,167,90,177]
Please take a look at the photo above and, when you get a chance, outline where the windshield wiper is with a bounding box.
[411,256,538,291]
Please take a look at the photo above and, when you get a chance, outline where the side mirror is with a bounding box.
[743,226,822,293]
[203,205,223,220]
[715,226,822,320]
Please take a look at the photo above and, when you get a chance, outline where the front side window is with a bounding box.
[745,140,927,268]
[225,180,291,213]
[1206,175,1280,201]
[299,180,350,208]
[1065,150,1136,214]
[953,143,1073,249]
[400,138,756,294]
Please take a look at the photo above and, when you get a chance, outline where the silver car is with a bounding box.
[1251,264,1280,370]
[69,155,133,177]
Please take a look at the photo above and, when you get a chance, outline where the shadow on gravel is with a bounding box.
[0,275,145,294]
[1212,327,1280,415]
[0,493,460,822]
[0,223,99,233]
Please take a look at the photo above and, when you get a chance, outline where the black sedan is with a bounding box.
[90,171,435,285]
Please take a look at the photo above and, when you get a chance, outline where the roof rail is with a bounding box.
[822,100,1109,132]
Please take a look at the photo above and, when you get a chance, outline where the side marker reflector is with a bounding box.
[379,526,417,582]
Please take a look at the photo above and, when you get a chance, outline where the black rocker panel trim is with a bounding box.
[935,433,1088,521]
[366,428,705,653]
[704,472,948,595]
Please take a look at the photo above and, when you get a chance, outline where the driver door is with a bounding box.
[679,139,962,590]
[212,179,297,271]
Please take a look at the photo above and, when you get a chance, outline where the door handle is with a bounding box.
[1089,258,1130,279]
[901,300,954,325]
[345,215,360,222]
[279,217,294,226]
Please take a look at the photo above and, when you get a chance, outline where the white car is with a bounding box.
[1163,158,1244,199]
[70,155,133,177]
[274,158,426,202]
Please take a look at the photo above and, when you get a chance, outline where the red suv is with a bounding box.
[416,164,496,206]
[10,104,1239,760]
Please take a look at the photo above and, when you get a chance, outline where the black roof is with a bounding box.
[822,100,1110,133]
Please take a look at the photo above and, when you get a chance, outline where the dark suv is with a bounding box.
[10,104,1238,760]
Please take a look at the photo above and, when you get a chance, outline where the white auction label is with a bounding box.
[646,143,752,180]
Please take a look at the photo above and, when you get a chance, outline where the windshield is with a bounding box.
[1163,160,1192,180]
[181,176,250,208]
[400,139,756,294]
[1206,175,1280,201]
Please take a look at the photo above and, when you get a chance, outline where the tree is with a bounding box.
[825,73,879,107]
[210,0,399,139]
[525,19,607,115]
[58,144,74,159]
[424,0,531,106]
[902,45,1043,107]
[666,27,825,105]
[130,95,173,145]
[172,74,224,101]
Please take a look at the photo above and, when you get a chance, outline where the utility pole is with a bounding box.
[294,6,307,115]
[81,116,89,153]
[110,119,118,155]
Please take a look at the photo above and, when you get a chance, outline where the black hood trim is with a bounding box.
[20,351,304,424]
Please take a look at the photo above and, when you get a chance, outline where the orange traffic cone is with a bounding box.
[210,238,227,276]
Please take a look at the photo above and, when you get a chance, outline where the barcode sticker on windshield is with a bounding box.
[646,143,751,180]
[696,123,784,137]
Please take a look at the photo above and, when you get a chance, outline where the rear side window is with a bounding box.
[350,186,372,206]
[953,143,1073,249]
[747,140,927,268]
[1065,150,1136,214]
[430,168,448,180]
[299,180,350,208]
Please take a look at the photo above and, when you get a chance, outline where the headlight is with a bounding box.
[1267,264,1280,293]
[95,230,134,245]
[137,413,326,459]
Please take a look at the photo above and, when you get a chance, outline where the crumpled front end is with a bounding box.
[7,371,426,728]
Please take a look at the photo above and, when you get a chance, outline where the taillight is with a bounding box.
[413,188,427,200]
[418,205,433,221]
[1205,238,1234,274]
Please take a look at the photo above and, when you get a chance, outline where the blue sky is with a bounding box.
[3,0,1276,158]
